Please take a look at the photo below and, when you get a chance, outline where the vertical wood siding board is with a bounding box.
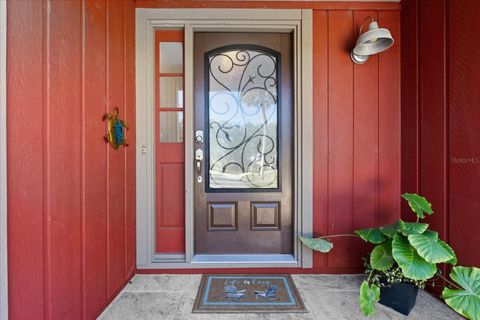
[107,1,126,298]
[84,0,108,318]
[81,0,86,318]
[418,1,447,237]
[350,10,354,270]
[312,10,328,268]
[326,10,330,268]
[48,0,83,317]
[327,10,354,268]
[123,0,128,280]
[43,0,52,319]
[400,0,416,216]
[378,11,401,225]
[126,0,136,275]
[105,0,110,299]
[6,0,45,318]
[351,10,379,268]
[448,0,480,267]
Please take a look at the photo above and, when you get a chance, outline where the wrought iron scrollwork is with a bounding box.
[207,46,279,189]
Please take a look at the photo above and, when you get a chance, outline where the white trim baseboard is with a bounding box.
[136,8,313,270]
[0,1,8,319]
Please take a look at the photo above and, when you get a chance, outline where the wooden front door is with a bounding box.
[194,32,293,254]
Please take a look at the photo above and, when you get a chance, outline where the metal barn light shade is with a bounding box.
[351,18,394,64]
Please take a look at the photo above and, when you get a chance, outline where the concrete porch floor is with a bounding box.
[98,274,462,320]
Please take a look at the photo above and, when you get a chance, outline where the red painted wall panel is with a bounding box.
[400,0,419,215]
[84,1,108,317]
[7,0,136,319]
[311,9,401,270]
[312,10,329,269]
[401,0,480,285]
[418,0,448,240]
[125,0,137,282]
[48,1,83,317]
[327,10,355,268]
[351,11,380,267]
[448,0,480,267]
[378,10,401,227]
[107,0,127,298]
[6,1,45,318]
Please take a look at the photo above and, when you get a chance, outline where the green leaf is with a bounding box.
[392,234,437,280]
[401,222,429,236]
[438,239,457,265]
[380,220,405,238]
[299,236,333,253]
[408,234,455,264]
[355,228,387,244]
[443,266,480,320]
[401,193,433,219]
[359,281,380,316]
[423,229,439,240]
[370,240,394,271]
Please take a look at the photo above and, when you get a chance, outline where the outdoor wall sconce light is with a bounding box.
[351,17,394,64]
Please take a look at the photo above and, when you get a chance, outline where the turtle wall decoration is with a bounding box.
[103,107,128,149]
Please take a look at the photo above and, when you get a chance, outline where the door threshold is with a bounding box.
[138,253,300,269]
[192,254,296,264]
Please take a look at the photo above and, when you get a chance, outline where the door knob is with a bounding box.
[195,149,203,183]
[195,148,204,161]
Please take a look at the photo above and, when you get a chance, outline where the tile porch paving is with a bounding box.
[98,275,462,320]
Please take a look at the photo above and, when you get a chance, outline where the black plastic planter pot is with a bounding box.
[379,283,419,316]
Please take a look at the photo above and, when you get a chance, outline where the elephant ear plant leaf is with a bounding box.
[443,266,480,320]
[299,193,479,319]
[391,234,437,280]
[408,234,456,264]
[380,219,405,238]
[359,281,380,316]
[355,228,386,244]
[370,240,394,271]
[400,222,429,236]
[401,193,433,219]
[299,236,333,253]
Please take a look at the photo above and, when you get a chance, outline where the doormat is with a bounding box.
[192,274,307,313]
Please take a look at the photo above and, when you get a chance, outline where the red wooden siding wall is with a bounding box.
[312,9,400,271]
[401,0,480,271]
[6,0,136,319]
[448,0,480,268]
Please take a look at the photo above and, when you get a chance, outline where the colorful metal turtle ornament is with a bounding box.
[103,107,128,149]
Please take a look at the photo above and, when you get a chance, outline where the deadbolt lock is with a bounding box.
[195,130,204,144]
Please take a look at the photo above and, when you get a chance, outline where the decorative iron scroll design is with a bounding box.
[207,46,279,189]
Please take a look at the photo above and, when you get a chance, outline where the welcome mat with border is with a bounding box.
[192,274,307,313]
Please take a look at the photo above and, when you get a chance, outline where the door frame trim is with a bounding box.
[136,8,313,269]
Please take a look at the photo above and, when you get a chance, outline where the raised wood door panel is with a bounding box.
[194,32,293,254]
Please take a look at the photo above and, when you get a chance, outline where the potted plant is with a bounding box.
[300,193,480,319]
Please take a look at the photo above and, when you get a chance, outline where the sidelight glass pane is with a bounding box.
[159,77,183,108]
[207,48,279,189]
[159,42,183,73]
[159,111,183,143]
